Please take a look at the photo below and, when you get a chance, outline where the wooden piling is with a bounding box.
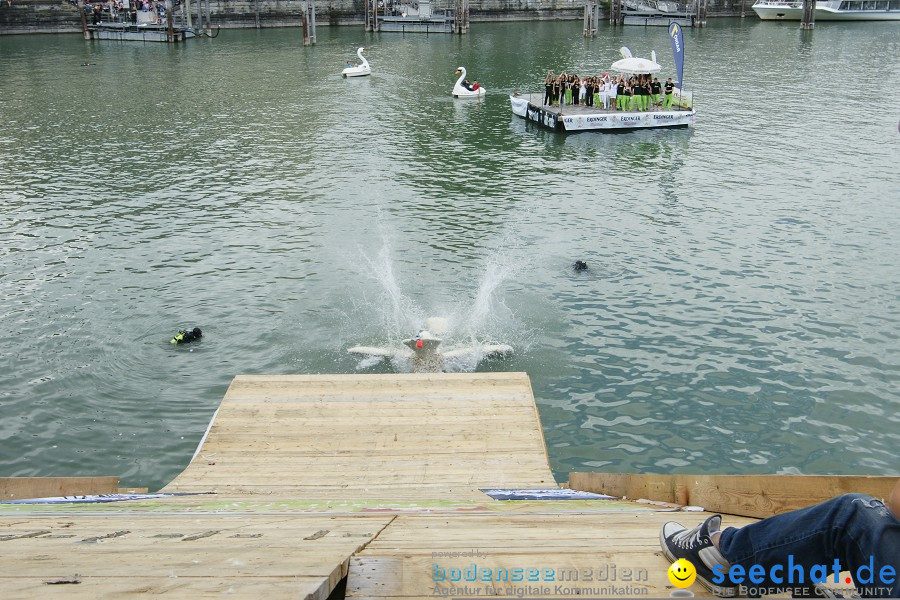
[801,0,816,28]
[583,2,598,36]
[301,0,316,45]
[610,0,622,24]
[79,0,90,40]
[166,0,175,42]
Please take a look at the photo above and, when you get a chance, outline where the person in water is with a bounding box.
[171,327,202,345]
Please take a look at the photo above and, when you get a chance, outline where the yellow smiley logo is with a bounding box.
[667,559,697,588]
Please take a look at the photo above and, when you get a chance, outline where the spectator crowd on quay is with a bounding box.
[542,71,678,111]
[68,0,182,25]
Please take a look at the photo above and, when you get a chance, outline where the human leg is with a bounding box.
[718,494,899,598]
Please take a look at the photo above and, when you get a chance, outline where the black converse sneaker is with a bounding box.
[660,515,739,597]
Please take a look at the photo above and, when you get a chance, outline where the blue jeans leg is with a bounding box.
[718,494,900,598]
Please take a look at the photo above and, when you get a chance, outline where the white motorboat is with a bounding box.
[341,47,371,78]
[452,67,486,98]
[752,0,900,20]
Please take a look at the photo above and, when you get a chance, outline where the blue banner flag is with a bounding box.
[669,22,685,87]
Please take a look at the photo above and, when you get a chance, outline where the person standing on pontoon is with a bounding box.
[604,77,615,110]
[544,71,554,106]
[651,77,662,108]
[663,77,675,109]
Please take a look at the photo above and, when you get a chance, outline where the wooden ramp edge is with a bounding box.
[163,373,556,500]
[569,472,899,519]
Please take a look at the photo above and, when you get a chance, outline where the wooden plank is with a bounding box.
[0,576,332,599]
[348,553,686,598]
[0,514,394,599]
[0,477,119,501]
[345,512,759,598]
[568,472,899,519]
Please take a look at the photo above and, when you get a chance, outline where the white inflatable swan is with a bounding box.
[452,66,486,98]
[342,47,371,78]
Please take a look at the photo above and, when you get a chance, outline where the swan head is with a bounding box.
[455,69,462,75]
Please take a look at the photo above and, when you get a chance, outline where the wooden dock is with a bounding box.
[4,372,853,598]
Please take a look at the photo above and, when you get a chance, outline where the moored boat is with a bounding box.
[752,0,900,20]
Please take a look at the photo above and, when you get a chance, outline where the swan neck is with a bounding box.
[455,67,466,87]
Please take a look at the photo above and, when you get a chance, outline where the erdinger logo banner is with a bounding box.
[562,111,694,130]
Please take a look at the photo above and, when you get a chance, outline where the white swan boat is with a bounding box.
[452,67,486,98]
[753,0,900,20]
[341,47,371,78]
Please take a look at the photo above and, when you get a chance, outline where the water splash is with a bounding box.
[358,238,424,337]
[350,235,528,373]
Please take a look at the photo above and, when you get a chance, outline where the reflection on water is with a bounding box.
[0,20,899,490]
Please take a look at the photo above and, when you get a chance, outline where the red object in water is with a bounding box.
[416,339,424,349]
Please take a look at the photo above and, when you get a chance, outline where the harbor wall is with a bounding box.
[1,0,753,34]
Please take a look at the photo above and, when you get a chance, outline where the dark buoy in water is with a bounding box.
[573,260,589,271]
[171,327,202,345]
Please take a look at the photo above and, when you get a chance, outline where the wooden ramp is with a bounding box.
[164,373,556,500]
[1,373,774,598]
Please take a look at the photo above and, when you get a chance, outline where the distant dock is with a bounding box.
[1,373,894,597]
[85,21,195,42]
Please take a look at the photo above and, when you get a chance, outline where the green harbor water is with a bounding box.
[1,20,899,491]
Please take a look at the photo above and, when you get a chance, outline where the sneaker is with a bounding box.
[660,515,739,597]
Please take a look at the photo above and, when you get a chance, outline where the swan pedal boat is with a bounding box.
[452,67,486,98]
[342,47,371,78]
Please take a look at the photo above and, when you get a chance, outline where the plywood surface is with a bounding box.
[345,511,759,598]
[0,514,393,599]
[164,373,555,500]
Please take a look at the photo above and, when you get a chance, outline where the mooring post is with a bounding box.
[583,3,598,36]
[79,0,90,39]
[610,0,621,25]
[166,0,175,41]
[801,0,815,28]
[301,0,315,44]
[301,1,309,44]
